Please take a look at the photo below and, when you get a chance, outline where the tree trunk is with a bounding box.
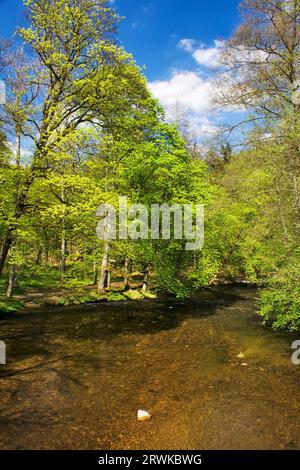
[98,242,109,294]
[6,264,16,298]
[60,186,67,274]
[142,266,150,292]
[34,246,43,265]
[16,126,21,167]
[44,246,49,266]
[124,257,130,291]
[0,233,13,278]
[0,131,29,278]
[93,258,98,286]
[60,231,66,273]
[107,269,111,289]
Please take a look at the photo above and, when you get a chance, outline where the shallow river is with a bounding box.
[0,287,300,450]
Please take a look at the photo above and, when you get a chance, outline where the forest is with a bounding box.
[0,0,300,332]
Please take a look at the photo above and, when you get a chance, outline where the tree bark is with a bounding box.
[6,263,16,298]
[34,246,43,265]
[107,269,111,289]
[124,257,130,291]
[98,241,109,294]
[0,233,13,278]
[0,130,27,278]
[60,187,67,274]
[44,246,49,266]
[142,266,151,292]
[93,258,98,286]
[60,231,66,273]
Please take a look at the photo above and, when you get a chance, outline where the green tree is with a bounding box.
[0,0,143,280]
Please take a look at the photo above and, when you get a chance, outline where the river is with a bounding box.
[0,287,300,450]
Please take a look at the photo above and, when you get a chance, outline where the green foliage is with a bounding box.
[2,0,299,335]
[50,291,99,306]
[19,266,61,290]
[107,292,126,302]
[0,298,23,315]
[259,269,300,332]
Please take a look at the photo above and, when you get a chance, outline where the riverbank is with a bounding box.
[0,284,158,317]
[0,278,259,317]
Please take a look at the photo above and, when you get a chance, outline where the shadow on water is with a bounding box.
[0,287,250,375]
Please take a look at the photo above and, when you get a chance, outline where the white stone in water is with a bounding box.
[137,410,151,421]
[237,353,245,358]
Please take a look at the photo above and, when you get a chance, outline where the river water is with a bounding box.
[0,287,300,450]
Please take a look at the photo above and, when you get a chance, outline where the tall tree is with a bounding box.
[0,0,139,277]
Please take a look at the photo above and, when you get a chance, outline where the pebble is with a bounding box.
[137,410,151,422]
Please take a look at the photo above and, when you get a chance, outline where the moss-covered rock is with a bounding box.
[107,292,127,301]
[123,289,144,300]
[142,290,157,299]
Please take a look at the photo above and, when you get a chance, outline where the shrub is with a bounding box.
[258,271,300,332]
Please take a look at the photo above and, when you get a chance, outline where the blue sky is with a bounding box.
[0,0,242,140]
[116,0,240,81]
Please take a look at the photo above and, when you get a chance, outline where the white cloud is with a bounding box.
[178,38,225,68]
[149,70,217,115]
[192,116,219,135]
[193,40,224,67]
[149,71,222,138]
[178,39,196,53]
[149,38,244,139]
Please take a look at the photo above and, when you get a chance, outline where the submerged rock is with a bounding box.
[137,410,151,422]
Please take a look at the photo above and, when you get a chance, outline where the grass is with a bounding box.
[19,266,62,290]
[0,265,61,295]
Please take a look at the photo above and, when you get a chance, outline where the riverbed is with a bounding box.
[0,287,299,450]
